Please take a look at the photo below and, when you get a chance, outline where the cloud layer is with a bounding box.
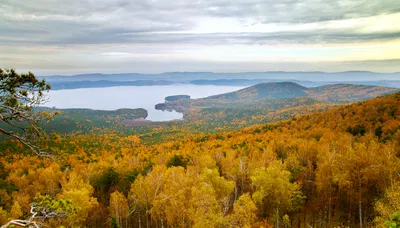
[1,0,400,74]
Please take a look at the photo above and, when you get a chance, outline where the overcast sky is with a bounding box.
[1,0,400,75]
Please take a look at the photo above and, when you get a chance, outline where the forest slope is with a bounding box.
[0,92,399,228]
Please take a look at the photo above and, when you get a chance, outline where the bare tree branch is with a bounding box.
[0,127,53,159]
[1,198,72,228]
[1,205,39,228]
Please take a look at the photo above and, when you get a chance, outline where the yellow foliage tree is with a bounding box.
[0,207,7,225]
[190,184,224,228]
[226,193,257,228]
[109,191,129,228]
[251,161,299,227]
[374,183,400,227]
[57,172,99,227]
[9,201,23,220]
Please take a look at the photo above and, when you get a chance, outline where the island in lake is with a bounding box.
[155,95,191,113]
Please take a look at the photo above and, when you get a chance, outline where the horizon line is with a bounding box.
[38,70,400,77]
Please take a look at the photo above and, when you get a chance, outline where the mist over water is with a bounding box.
[45,85,244,121]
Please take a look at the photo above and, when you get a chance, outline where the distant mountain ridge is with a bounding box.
[37,71,400,90]
[48,80,175,90]
[39,71,400,82]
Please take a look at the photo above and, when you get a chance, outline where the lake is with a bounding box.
[45,85,244,121]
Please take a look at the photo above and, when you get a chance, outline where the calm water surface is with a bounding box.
[45,85,244,121]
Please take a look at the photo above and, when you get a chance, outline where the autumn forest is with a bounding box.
[0,69,399,228]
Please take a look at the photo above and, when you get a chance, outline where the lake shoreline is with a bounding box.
[45,85,245,121]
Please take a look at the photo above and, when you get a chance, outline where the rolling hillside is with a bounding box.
[156,82,399,118]
[305,83,399,102]
[201,82,399,103]
[206,82,308,101]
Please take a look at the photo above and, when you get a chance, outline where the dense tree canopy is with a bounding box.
[0,71,399,227]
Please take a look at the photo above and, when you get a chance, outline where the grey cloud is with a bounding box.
[240,30,400,44]
[1,0,400,47]
[202,0,400,23]
[3,30,398,46]
[5,0,398,22]
[0,0,193,44]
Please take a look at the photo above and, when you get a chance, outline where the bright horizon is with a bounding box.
[37,70,400,77]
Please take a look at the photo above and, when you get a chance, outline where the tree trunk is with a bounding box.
[234,184,238,200]
[359,178,363,228]
[276,206,280,228]
[348,191,352,227]
[328,184,332,228]
[297,208,301,228]
[146,204,149,228]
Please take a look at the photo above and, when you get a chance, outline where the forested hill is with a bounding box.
[304,83,400,102]
[203,82,399,103]
[253,91,400,142]
[207,82,308,100]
